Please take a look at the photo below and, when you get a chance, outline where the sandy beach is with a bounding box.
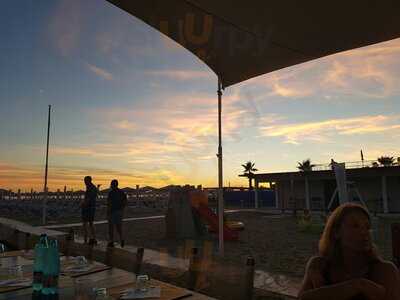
[65,209,398,279]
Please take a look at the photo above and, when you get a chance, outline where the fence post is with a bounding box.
[245,256,255,300]
[136,185,140,206]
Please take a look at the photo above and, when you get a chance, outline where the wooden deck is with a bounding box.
[0,250,216,300]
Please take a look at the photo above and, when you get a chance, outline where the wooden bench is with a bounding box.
[0,217,67,250]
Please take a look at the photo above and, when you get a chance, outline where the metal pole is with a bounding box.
[43,105,51,225]
[217,79,224,255]
[361,150,364,168]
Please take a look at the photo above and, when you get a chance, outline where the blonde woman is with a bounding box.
[299,203,400,300]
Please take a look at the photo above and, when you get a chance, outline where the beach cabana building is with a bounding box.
[253,163,400,214]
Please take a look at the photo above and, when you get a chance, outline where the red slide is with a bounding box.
[196,204,238,240]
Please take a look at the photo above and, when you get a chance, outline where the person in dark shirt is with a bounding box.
[81,176,98,245]
[107,179,127,247]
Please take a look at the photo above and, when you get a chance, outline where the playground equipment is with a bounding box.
[328,161,367,211]
[189,189,244,240]
[165,187,244,241]
[166,187,199,239]
[225,221,245,231]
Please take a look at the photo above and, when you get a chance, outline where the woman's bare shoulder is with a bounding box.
[306,256,328,271]
[307,256,327,264]
[371,260,399,275]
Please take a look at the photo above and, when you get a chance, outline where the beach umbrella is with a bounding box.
[105,0,400,255]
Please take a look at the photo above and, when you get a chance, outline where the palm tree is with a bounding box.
[297,159,315,211]
[297,159,315,172]
[377,156,395,167]
[241,161,258,190]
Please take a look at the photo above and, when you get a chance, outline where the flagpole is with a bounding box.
[217,78,224,256]
[361,149,364,168]
[42,105,51,225]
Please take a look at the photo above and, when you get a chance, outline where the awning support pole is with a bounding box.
[217,78,224,256]
[42,105,51,225]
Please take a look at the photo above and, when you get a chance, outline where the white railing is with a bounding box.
[311,159,399,171]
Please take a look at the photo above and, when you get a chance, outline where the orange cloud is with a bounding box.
[51,146,125,158]
[323,61,348,87]
[260,115,400,144]
[90,90,248,151]
[244,38,400,100]
[112,120,136,130]
[271,81,312,98]
[0,160,190,191]
[37,89,256,191]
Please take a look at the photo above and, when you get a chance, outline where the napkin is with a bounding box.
[120,286,161,299]
[63,265,92,273]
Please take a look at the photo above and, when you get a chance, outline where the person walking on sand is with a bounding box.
[81,176,98,245]
[107,179,127,247]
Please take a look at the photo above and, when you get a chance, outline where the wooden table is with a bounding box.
[0,252,216,300]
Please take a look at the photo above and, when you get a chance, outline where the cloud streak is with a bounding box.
[259,115,400,144]
[86,63,113,80]
[112,120,136,130]
[0,160,188,191]
[145,69,211,81]
[245,39,400,100]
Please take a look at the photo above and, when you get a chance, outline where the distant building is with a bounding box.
[253,165,400,213]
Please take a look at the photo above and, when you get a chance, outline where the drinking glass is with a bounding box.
[77,256,88,267]
[135,275,150,292]
[93,287,113,300]
[11,265,24,280]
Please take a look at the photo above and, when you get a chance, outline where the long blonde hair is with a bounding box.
[319,203,381,264]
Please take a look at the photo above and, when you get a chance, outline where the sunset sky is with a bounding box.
[1,1,400,191]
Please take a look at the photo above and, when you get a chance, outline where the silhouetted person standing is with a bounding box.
[107,179,127,247]
[81,176,97,245]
